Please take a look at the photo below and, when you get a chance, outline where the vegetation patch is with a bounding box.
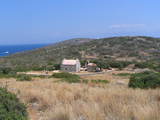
[0,88,28,120]
[16,74,32,81]
[0,67,17,78]
[0,67,33,81]
[52,72,81,83]
[90,59,132,70]
[91,79,109,84]
[129,71,160,89]
[52,72,109,84]
[115,73,132,77]
[0,36,160,71]
[135,61,160,72]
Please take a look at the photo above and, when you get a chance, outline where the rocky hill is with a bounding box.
[0,36,160,70]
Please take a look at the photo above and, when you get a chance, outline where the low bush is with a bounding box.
[52,72,109,84]
[90,59,132,70]
[0,67,32,81]
[52,72,81,83]
[134,61,160,72]
[129,71,160,89]
[115,73,132,76]
[109,61,132,70]
[0,67,17,78]
[91,60,110,69]
[134,62,148,69]
[16,74,32,81]
[0,67,12,74]
[0,73,16,78]
[0,88,28,120]
[53,64,61,70]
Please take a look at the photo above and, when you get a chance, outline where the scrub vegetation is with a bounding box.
[0,88,28,120]
[0,36,160,120]
[0,36,160,71]
[129,71,160,89]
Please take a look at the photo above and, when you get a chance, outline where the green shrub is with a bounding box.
[80,60,87,67]
[52,72,109,84]
[0,67,16,75]
[0,73,16,78]
[53,64,61,70]
[115,73,132,76]
[31,66,46,71]
[134,61,160,72]
[91,79,109,84]
[109,61,131,70]
[91,60,110,69]
[134,62,149,68]
[16,74,32,81]
[52,72,81,83]
[0,71,16,78]
[129,71,160,89]
[90,59,133,70]
[0,88,28,120]
[0,68,17,79]
[0,67,12,74]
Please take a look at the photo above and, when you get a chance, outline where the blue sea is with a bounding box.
[0,44,49,57]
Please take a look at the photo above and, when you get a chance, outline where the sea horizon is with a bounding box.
[0,43,50,57]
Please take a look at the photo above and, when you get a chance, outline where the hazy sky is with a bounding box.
[0,0,160,45]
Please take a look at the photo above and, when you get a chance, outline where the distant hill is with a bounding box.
[0,36,160,70]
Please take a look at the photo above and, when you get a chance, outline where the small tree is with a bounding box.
[0,67,12,74]
[53,64,61,70]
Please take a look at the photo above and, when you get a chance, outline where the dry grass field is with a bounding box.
[0,71,160,120]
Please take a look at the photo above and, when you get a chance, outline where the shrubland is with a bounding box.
[16,74,32,81]
[129,71,160,89]
[0,88,28,120]
[135,61,160,72]
[52,72,109,84]
[0,36,160,71]
[52,72,81,83]
[0,67,32,81]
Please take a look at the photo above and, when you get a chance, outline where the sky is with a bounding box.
[0,0,160,45]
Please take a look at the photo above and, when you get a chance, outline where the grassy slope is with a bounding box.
[0,36,160,69]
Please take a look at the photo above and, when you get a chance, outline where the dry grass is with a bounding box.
[0,72,160,120]
[80,70,132,85]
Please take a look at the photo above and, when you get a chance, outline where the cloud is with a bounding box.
[109,24,146,29]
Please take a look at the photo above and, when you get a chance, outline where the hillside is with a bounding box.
[0,36,160,70]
